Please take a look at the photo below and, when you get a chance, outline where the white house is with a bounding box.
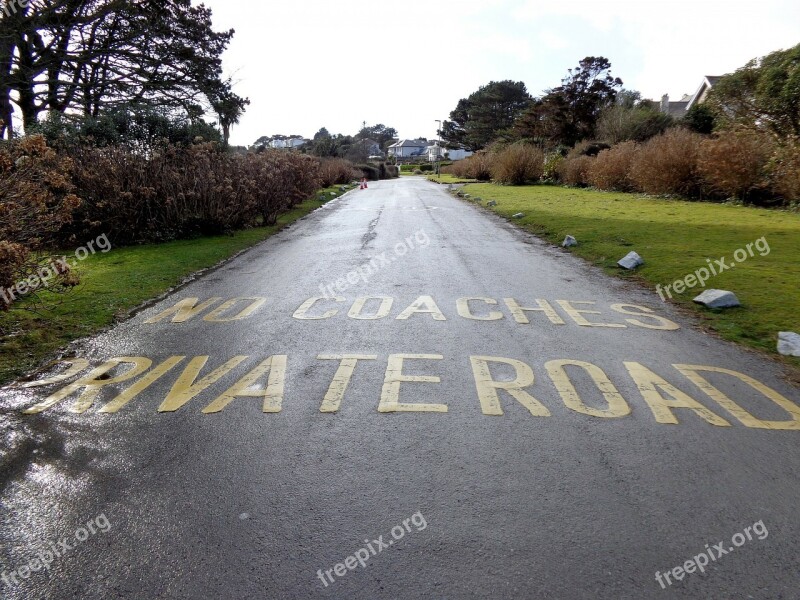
[271,137,307,149]
[387,139,427,159]
[426,144,473,162]
[445,148,473,161]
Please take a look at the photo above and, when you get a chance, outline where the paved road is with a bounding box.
[1,177,799,599]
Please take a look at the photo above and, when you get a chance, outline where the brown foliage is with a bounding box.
[769,138,800,202]
[0,135,81,247]
[629,128,703,195]
[0,136,82,309]
[490,143,545,185]
[587,141,637,191]
[317,158,360,188]
[446,152,493,180]
[557,155,595,187]
[696,130,774,199]
[65,144,321,243]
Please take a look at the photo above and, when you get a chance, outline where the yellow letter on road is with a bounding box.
[674,364,800,430]
[379,354,447,412]
[203,356,287,414]
[470,356,550,417]
[624,362,729,426]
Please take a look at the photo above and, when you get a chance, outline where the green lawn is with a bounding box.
[0,189,346,385]
[426,174,479,184]
[459,183,800,365]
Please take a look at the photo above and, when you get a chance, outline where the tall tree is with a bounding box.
[595,89,673,144]
[707,43,800,137]
[355,123,397,148]
[1,0,241,138]
[514,57,622,148]
[208,81,249,145]
[441,80,532,150]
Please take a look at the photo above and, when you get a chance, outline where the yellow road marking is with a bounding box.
[144,298,223,324]
[19,359,89,388]
[556,301,627,328]
[456,297,504,321]
[395,296,447,321]
[624,362,730,426]
[293,297,344,320]
[674,365,800,430]
[202,356,287,414]
[610,304,680,330]
[100,356,185,413]
[317,355,378,412]
[24,357,153,414]
[159,356,249,413]
[469,356,550,417]
[379,354,447,412]
[203,298,267,322]
[545,359,630,418]
[347,297,394,320]
[503,298,565,325]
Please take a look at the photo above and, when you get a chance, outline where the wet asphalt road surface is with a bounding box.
[1,177,799,599]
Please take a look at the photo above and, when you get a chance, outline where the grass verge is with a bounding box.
[0,187,347,385]
[459,182,800,365]
[427,174,479,184]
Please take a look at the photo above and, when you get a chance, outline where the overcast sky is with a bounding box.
[199,0,800,147]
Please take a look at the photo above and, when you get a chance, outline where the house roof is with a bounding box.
[686,75,723,110]
[666,101,690,118]
[389,139,426,148]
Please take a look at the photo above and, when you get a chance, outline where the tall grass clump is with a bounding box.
[587,141,637,191]
[629,128,703,196]
[491,143,545,185]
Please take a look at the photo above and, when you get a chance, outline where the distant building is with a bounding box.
[358,138,384,158]
[444,147,473,162]
[387,139,427,159]
[270,137,308,149]
[660,75,722,118]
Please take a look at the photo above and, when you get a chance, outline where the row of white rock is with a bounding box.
[564,237,800,358]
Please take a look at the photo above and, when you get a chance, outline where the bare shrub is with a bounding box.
[557,155,595,186]
[0,135,82,309]
[491,142,545,185]
[629,128,703,195]
[769,137,800,203]
[697,130,774,200]
[447,152,493,180]
[66,144,321,242]
[318,158,360,187]
[587,141,637,191]
[0,135,81,247]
